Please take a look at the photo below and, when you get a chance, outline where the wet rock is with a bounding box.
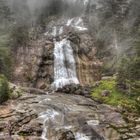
[43,60,53,65]
[102,76,113,80]
[36,80,47,89]
[56,84,92,97]
[18,121,42,137]
[45,40,53,45]
[59,130,75,140]
[1,93,139,139]
[101,90,110,97]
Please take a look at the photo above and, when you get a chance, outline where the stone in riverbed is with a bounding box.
[18,121,42,137]
[101,90,110,97]
[56,84,92,97]
[59,130,75,140]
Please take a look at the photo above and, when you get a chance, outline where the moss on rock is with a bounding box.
[91,78,140,113]
[9,83,25,99]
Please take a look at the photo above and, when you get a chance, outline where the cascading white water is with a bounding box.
[50,17,88,89]
[39,109,60,140]
[84,0,89,5]
[66,17,88,31]
[53,38,79,89]
[38,95,103,140]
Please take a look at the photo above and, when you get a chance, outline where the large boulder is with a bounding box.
[56,84,92,97]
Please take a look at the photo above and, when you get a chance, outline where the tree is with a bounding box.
[117,31,140,95]
[0,0,11,22]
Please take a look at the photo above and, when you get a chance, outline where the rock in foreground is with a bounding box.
[0,92,130,140]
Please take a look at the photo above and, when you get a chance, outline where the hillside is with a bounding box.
[0,0,140,139]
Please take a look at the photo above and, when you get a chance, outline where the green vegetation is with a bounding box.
[18,131,31,136]
[0,47,13,79]
[117,57,140,94]
[117,32,140,96]
[0,0,13,80]
[9,83,24,99]
[0,74,9,104]
[91,78,140,113]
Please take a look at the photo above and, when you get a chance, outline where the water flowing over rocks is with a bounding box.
[0,92,129,140]
[14,15,102,89]
[52,38,79,90]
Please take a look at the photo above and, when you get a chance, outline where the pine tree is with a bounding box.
[0,0,11,21]
[117,29,140,95]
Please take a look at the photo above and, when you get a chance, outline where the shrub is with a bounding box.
[0,74,9,104]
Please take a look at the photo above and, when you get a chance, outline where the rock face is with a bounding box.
[14,18,101,90]
[34,41,54,89]
[13,0,102,89]
[14,37,54,89]
[13,9,102,90]
[68,32,101,86]
[0,93,127,140]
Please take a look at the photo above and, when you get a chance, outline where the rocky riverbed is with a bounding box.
[1,90,139,140]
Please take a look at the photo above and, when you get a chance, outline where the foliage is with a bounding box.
[10,24,29,48]
[0,47,13,79]
[91,79,140,113]
[0,1,14,79]
[92,79,125,105]
[117,32,140,96]
[98,0,130,29]
[0,0,12,23]
[0,74,9,104]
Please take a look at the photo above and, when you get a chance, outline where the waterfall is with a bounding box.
[49,17,88,89]
[52,38,79,89]
[66,17,88,31]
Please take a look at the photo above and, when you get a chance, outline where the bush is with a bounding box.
[0,74,9,104]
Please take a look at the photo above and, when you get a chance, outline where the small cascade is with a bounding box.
[59,26,64,35]
[75,132,90,140]
[66,18,74,26]
[52,26,57,37]
[66,17,88,31]
[39,109,60,140]
[52,38,79,89]
[83,0,89,5]
[36,94,105,140]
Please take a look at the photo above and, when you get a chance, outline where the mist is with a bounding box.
[1,0,140,55]
[5,0,87,25]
